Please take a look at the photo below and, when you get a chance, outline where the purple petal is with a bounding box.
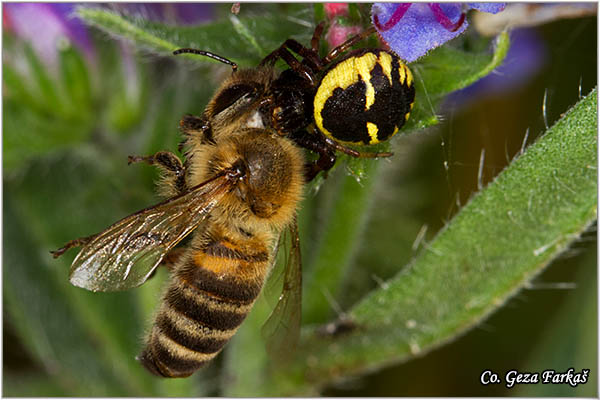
[468,3,506,14]
[428,4,466,32]
[48,4,94,58]
[172,3,214,25]
[373,3,411,32]
[4,3,93,66]
[372,3,468,62]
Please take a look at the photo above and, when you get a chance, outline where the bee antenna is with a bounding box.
[173,48,238,72]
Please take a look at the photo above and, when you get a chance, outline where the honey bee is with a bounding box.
[53,125,304,377]
[52,22,407,378]
[52,54,306,376]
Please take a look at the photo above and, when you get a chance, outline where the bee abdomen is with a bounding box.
[140,282,255,377]
[140,237,270,378]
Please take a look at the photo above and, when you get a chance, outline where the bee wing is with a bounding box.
[68,173,238,292]
[261,218,302,362]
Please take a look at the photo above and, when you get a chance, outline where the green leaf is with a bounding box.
[269,88,597,394]
[76,6,312,66]
[313,4,325,23]
[77,8,175,55]
[405,31,511,133]
[92,41,148,136]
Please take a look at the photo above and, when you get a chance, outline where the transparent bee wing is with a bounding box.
[68,173,238,292]
[261,218,302,362]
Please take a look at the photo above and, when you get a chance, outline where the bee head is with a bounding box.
[205,68,275,136]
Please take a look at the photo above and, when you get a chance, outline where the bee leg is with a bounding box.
[160,247,186,272]
[178,114,214,145]
[51,234,96,258]
[128,151,188,195]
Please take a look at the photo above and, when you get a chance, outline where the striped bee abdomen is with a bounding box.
[139,230,272,378]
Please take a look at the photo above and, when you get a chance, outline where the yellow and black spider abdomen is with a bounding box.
[313,49,415,145]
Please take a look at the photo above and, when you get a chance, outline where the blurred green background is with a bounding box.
[3,3,597,396]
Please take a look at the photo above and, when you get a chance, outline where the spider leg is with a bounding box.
[324,26,376,64]
[310,21,326,52]
[289,128,337,181]
[323,136,393,159]
[259,39,320,84]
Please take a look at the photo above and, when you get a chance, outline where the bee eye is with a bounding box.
[212,84,260,115]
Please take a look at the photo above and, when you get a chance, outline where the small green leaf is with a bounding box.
[22,43,67,117]
[230,15,264,55]
[405,31,511,133]
[313,4,325,23]
[3,42,97,172]
[3,64,44,112]
[2,102,92,172]
[77,8,175,55]
[59,42,93,114]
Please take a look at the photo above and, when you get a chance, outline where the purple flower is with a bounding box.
[3,3,94,67]
[372,3,506,62]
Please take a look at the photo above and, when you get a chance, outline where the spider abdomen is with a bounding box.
[314,49,415,145]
